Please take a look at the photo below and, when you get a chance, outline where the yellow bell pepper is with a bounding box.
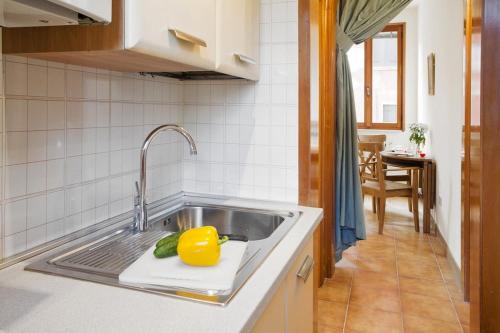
[177,226,229,266]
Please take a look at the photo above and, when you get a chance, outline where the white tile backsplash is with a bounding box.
[47,67,65,98]
[27,65,48,97]
[0,0,298,259]
[27,195,46,229]
[1,60,185,259]
[181,0,298,201]
[5,99,27,131]
[27,100,48,130]
[5,61,27,96]
[5,164,27,199]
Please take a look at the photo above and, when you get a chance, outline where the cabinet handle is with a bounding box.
[234,53,257,65]
[296,255,314,283]
[169,29,207,47]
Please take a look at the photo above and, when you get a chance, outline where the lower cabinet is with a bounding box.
[251,236,314,333]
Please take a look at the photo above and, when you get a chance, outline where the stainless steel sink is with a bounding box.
[150,205,285,240]
[25,197,301,305]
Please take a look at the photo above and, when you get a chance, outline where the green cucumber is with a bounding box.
[154,231,184,259]
[155,231,183,248]
[153,241,178,258]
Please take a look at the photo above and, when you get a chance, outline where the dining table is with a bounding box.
[380,151,436,234]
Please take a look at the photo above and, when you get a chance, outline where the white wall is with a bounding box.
[358,6,419,148]
[417,0,464,267]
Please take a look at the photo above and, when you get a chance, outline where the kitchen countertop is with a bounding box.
[0,194,323,333]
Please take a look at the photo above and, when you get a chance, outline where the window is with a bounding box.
[347,23,405,130]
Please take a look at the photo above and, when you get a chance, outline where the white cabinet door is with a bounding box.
[286,238,314,333]
[50,0,112,22]
[216,0,260,80]
[125,0,216,70]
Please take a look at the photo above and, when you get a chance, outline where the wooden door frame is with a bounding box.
[317,0,336,282]
[298,0,337,286]
[462,0,472,303]
[477,0,500,330]
[468,0,500,331]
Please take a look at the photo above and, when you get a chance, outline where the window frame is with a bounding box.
[357,23,406,131]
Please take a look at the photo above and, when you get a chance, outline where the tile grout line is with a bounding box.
[428,232,465,333]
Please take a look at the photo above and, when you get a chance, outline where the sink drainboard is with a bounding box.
[50,230,167,277]
[26,200,302,305]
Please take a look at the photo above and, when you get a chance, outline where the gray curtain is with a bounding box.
[335,0,411,261]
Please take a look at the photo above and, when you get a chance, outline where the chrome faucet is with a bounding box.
[134,124,197,231]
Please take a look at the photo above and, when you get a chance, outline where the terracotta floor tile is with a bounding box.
[345,304,403,333]
[343,245,359,256]
[317,324,344,333]
[359,239,396,249]
[360,233,396,244]
[318,300,347,330]
[342,256,359,266]
[353,256,397,275]
[453,300,470,326]
[432,248,448,258]
[429,239,448,257]
[352,270,399,290]
[396,252,437,266]
[338,253,359,266]
[428,234,446,246]
[395,229,429,241]
[440,268,458,282]
[436,257,460,282]
[446,280,466,301]
[356,248,396,261]
[397,241,434,254]
[398,276,450,300]
[321,199,470,333]
[356,254,396,266]
[397,258,443,281]
[318,279,351,303]
[396,235,429,243]
[400,292,459,323]
[332,266,354,282]
[403,314,463,333]
[349,285,401,313]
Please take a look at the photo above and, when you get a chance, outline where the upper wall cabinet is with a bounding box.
[216,0,260,80]
[2,0,260,80]
[125,0,216,71]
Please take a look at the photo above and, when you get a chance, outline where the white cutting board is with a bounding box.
[119,240,247,292]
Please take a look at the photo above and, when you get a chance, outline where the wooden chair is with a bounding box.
[358,135,386,213]
[359,142,420,234]
[358,134,387,144]
[358,134,413,213]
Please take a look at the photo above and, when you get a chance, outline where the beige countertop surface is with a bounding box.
[0,194,323,333]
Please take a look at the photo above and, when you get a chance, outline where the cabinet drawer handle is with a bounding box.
[169,29,207,47]
[234,53,257,65]
[296,255,314,283]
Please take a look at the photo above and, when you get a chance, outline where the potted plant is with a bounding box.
[409,123,428,154]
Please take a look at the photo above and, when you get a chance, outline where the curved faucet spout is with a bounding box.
[135,124,197,232]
